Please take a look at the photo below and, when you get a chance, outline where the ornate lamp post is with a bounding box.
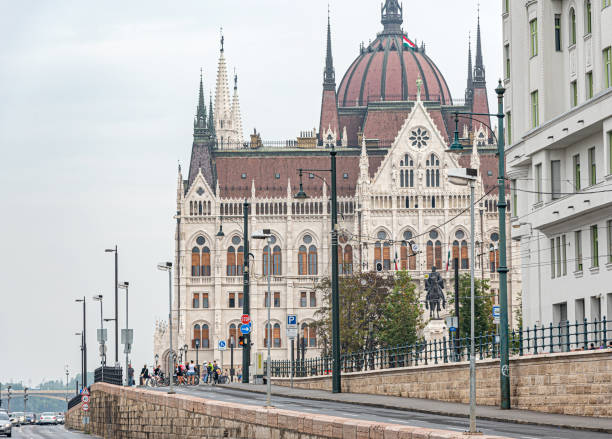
[448,80,510,410]
[295,143,341,393]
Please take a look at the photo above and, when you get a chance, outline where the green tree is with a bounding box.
[313,272,395,355]
[378,270,424,347]
[448,273,495,339]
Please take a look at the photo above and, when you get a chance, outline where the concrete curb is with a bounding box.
[222,384,612,434]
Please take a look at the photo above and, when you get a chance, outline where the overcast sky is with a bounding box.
[0,0,501,385]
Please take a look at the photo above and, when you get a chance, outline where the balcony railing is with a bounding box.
[267,318,610,378]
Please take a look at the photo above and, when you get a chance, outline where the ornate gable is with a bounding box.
[369,98,459,193]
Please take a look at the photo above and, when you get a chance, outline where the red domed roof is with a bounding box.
[337,34,453,107]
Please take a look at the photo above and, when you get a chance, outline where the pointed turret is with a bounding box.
[187,72,216,191]
[381,0,403,34]
[230,72,244,144]
[474,11,485,85]
[215,32,233,145]
[465,34,473,103]
[319,10,340,145]
[194,70,210,140]
[470,9,491,130]
[208,93,215,138]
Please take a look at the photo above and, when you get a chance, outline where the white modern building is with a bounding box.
[504,0,612,328]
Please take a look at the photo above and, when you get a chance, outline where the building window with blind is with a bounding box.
[591,225,599,268]
[308,245,318,275]
[425,154,440,187]
[262,236,282,276]
[531,90,539,128]
[228,324,237,346]
[301,323,317,347]
[604,47,611,89]
[573,154,581,191]
[586,72,593,99]
[589,147,596,186]
[229,292,236,308]
[575,230,583,272]
[274,292,280,308]
[193,323,209,349]
[309,291,316,307]
[585,1,592,35]
[264,323,282,348]
[570,8,576,45]
[571,81,578,107]
[202,293,209,308]
[607,220,612,263]
[562,235,567,276]
[192,293,200,308]
[227,236,243,276]
[426,230,442,269]
[555,15,561,51]
[530,19,538,57]
[400,230,417,270]
[300,291,307,307]
[535,163,542,202]
[191,236,211,277]
[551,160,561,199]
[452,230,469,269]
[226,246,236,276]
[551,238,556,278]
[298,235,317,275]
[374,230,391,271]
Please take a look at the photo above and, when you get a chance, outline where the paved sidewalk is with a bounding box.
[225,382,612,433]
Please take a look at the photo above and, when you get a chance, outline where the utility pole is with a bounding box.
[242,200,250,383]
[105,246,119,364]
[330,145,341,393]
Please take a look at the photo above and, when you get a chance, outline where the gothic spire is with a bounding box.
[381,0,403,34]
[323,9,336,90]
[467,34,473,90]
[231,71,244,143]
[208,92,215,138]
[196,68,206,127]
[474,6,485,84]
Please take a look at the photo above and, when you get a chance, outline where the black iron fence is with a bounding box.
[267,318,610,378]
[94,366,123,386]
[67,393,83,410]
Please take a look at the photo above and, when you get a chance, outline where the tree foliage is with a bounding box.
[313,271,422,354]
[448,273,495,338]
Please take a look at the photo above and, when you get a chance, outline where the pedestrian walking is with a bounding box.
[140,364,150,386]
[128,364,134,386]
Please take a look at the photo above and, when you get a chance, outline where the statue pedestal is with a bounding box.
[423,317,448,342]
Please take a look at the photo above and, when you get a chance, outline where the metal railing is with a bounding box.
[267,318,610,378]
[67,393,83,410]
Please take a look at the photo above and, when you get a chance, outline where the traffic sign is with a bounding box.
[240,323,251,334]
[493,305,501,325]
[287,315,297,326]
[445,316,458,332]
[287,327,297,339]
[81,395,89,404]
[97,328,107,343]
[81,388,90,396]
[218,340,227,351]
[121,329,134,345]
[241,314,251,325]
[82,403,89,412]
[287,314,297,339]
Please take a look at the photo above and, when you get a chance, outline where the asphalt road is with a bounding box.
[151,385,609,439]
[9,424,96,438]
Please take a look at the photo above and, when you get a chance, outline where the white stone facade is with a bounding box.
[503,0,612,327]
[154,96,522,371]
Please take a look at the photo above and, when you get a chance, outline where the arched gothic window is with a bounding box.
[298,245,307,275]
[399,153,415,188]
[426,230,442,269]
[489,233,500,273]
[193,323,209,348]
[273,245,282,275]
[264,323,282,348]
[228,324,237,346]
[308,245,318,275]
[301,323,317,347]
[569,7,576,45]
[452,230,469,269]
[374,230,391,271]
[191,236,211,277]
[400,230,417,270]
[226,246,236,276]
[425,153,441,187]
[584,1,592,35]
[191,247,200,276]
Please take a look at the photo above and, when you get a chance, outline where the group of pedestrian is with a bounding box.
[133,360,242,387]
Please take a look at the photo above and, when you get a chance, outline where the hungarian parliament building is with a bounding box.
[154,0,521,370]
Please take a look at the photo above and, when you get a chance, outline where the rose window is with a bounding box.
[409,128,429,148]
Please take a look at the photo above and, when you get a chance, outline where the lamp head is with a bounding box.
[252,229,272,240]
[216,224,225,238]
[105,248,115,253]
[157,262,172,271]
[448,168,477,186]
[92,294,103,301]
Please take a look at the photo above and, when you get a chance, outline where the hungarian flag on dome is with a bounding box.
[403,35,416,50]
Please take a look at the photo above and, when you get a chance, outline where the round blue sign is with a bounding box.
[240,323,251,334]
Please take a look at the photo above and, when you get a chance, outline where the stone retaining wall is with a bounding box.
[66,383,511,438]
[273,350,612,417]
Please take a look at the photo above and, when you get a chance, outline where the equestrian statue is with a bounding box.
[425,266,446,319]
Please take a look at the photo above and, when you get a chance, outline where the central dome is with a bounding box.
[337,2,452,107]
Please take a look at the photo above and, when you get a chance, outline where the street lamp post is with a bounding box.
[195,339,200,377]
[23,388,28,415]
[119,282,130,386]
[252,230,273,407]
[295,143,341,393]
[75,332,83,391]
[92,294,105,384]
[105,246,119,364]
[75,297,87,388]
[448,168,478,433]
[65,365,69,403]
[157,262,174,394]
[448,81,510,409]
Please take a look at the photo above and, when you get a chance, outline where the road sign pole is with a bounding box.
[290,339,294,389]
[242,200,250,384]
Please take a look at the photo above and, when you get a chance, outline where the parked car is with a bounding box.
[0,411,11,437]
[24,413,35,425]
[11,413,24,425]
[38,413,58,425]
[56,413,65,424]
[7,414,18,427]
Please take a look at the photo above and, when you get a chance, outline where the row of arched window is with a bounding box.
[192,322,316,349]
[399,153,441,188]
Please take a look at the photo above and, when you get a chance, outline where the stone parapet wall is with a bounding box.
[273,350,612,417]
[65,383,511,438]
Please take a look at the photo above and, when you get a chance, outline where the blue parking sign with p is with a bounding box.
[287,315,297,326]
